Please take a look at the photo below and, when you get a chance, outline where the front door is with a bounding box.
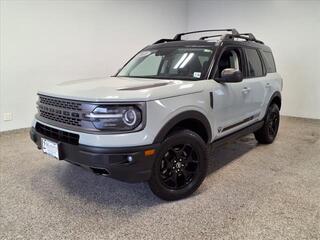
[212,47,252,138]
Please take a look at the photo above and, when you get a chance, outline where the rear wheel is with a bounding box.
[148,130,208,201]
[254,103,280,144]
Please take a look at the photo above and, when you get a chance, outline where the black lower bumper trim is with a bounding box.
[30,127,159,182]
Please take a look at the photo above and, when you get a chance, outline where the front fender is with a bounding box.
[153,110,212,144]
[146,91,213,144]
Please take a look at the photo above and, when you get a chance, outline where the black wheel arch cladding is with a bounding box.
[153,110,212,144]
[269,91,281,110]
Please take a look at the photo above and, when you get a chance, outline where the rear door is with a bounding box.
[260,50,279,115]
[242,47,267,120]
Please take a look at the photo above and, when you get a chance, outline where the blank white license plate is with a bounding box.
[41,138,60,159]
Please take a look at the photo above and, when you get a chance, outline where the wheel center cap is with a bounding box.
[176,162,182,169]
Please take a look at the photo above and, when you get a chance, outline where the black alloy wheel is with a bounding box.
[267,110,279,138]
[149,130,208,201]
[254,103,280,144]
[159,143,199,190]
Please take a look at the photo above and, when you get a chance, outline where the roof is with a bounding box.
[145,40,217,50]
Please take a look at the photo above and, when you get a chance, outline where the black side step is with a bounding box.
[210,120,264,149]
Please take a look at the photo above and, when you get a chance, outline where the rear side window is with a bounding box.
[244,48,263,77]
[262,51,276,73]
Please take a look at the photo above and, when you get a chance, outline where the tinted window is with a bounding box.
[262,51,276,73]
[245,48,263,77]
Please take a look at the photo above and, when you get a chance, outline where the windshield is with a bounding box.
[117,47,214,80]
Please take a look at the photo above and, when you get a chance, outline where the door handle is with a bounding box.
[242,87,251,94]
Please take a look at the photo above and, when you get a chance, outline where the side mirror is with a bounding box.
[219,68,243,83]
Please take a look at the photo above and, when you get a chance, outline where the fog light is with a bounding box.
[127,156,133,162]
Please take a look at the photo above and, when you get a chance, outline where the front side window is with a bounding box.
[245,48,264,77]
[117,47,214,80]
[214,48,242,78]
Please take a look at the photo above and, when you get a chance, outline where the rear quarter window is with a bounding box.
[262,51,276,73]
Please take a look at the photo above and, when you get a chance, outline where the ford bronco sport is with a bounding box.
[30,29,282,200]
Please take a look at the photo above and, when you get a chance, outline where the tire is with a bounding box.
[148,129,208,201]
[254,103,280,144]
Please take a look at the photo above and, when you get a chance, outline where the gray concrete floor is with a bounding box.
[0,116,319,240]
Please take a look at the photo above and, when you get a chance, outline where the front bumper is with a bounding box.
[30,127,159,182]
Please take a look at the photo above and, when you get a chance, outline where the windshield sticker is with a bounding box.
[193,72,201,78]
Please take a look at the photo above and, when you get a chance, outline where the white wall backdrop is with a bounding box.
[1,0,319,132]
[187,0,320,120]
[0,0,187,131]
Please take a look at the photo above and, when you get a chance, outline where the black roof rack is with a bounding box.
[199,34,223,40]
[222,33,264,44]
[153,38,176,44]
[152,29,264,45]
[173,29,239,40]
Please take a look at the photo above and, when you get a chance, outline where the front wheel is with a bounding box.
[254,103,280,144]
[148,130,208,201]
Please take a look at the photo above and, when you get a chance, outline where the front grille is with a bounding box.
[39,95,82,111]
[39,109,81,126]
[38,95,83,127]
[36,122,79,145]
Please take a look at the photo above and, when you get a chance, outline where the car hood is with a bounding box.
[38,76,203,102]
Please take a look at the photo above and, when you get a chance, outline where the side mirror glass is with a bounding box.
[220,68,243,83]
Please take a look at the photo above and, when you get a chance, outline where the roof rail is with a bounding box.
[153,38,176,44]
[199,34,223,40]
[173,29,239,40]
[222,33,264,44]
[152,29,264,45]
[199,32,264,44]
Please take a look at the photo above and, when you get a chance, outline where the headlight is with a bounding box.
[123,109,137,126]
[86,105,143,131]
